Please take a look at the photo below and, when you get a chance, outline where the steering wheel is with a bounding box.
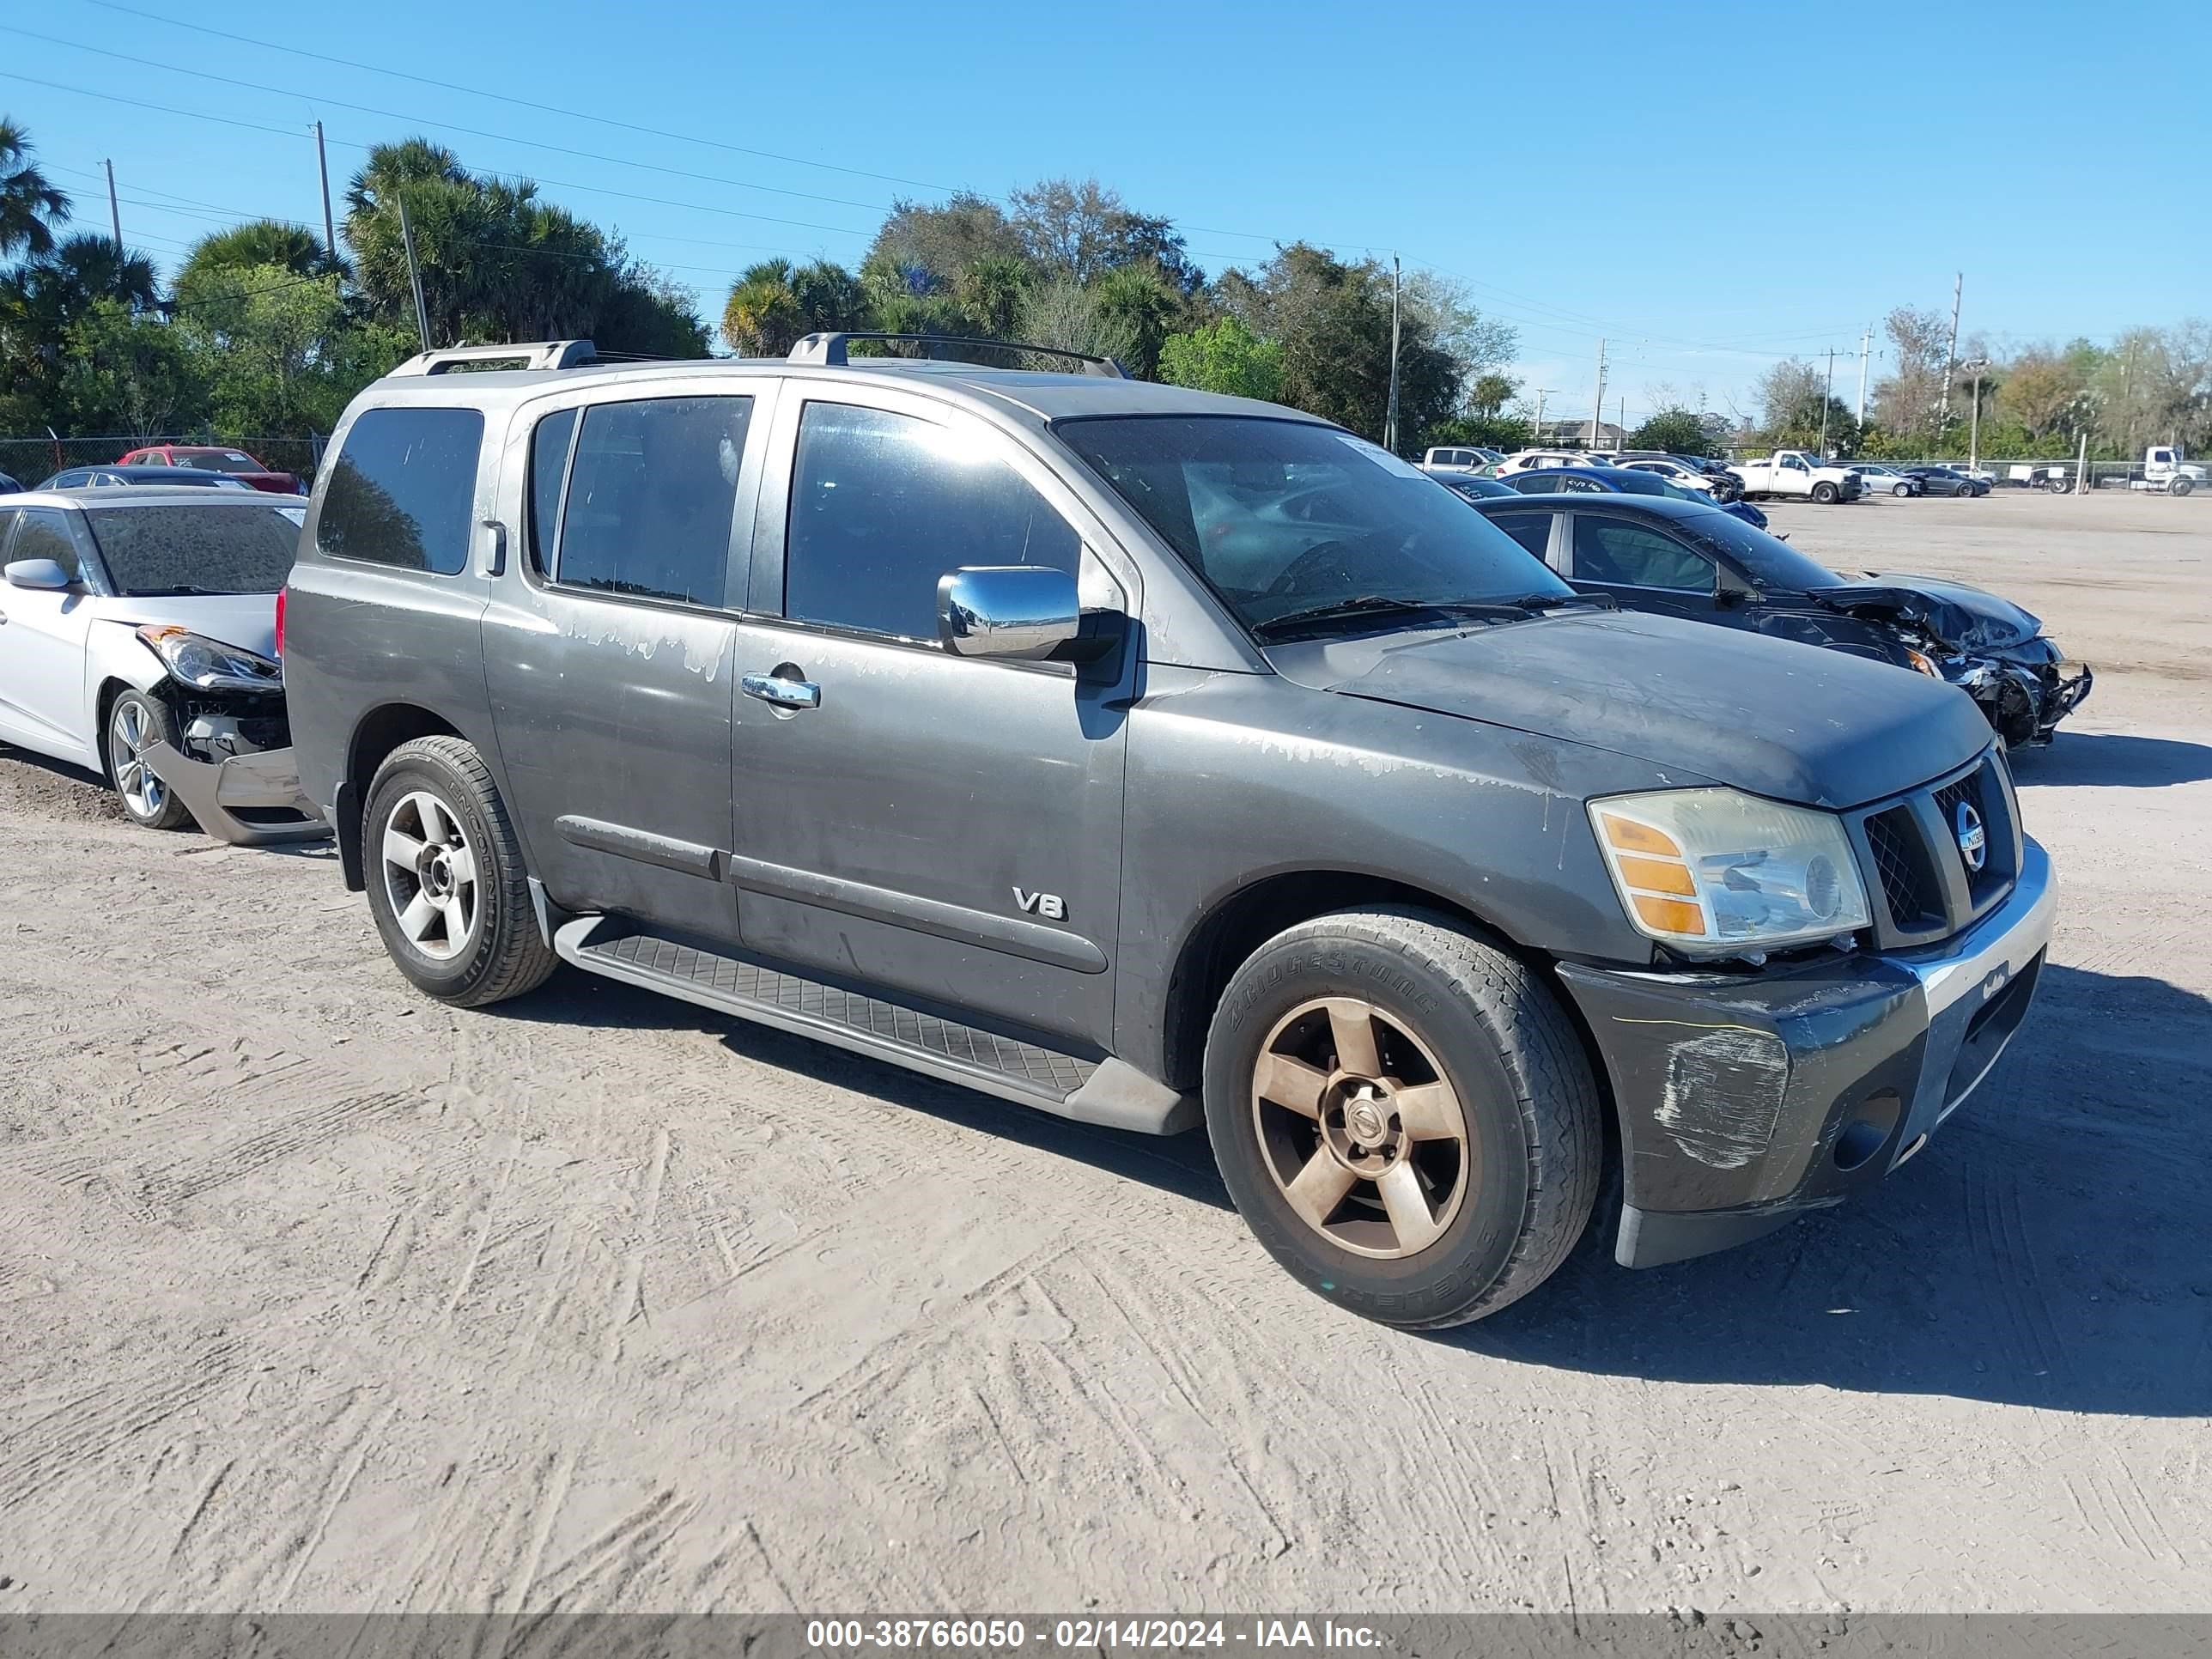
[1266,539,1360,599]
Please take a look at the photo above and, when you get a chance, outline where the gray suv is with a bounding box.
[283,334,2055,1328]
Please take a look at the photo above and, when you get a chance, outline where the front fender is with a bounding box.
[82,622,173,748]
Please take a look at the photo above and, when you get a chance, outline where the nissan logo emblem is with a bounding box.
[1955,801,1987,873]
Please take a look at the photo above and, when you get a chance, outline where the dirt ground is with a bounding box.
[0,489,2205,1617]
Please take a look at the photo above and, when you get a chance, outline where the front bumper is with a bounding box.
[1557,838,2055,1268]
[143,738,328,846]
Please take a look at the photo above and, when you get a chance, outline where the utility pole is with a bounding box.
[103,159,122,255]
[1820,348,1836,456]
[1856,324,1871,425]
[314,121,337,269]
[1963,359,1988,475]
[1588,339,1607,452]
[1617,396,1626,453]
[1938,271,1962,426]
[1531,387,1555,441]
[1383,254,1401,454]
[396,191,432,354]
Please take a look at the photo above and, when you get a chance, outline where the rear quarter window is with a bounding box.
[317,406,483,574]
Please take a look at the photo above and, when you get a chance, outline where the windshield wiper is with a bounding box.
[125,584,230,596]
[1504,590,1609,611]
[1251,595,1461,638]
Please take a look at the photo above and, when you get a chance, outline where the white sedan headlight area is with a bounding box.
[1590,788,1870,957]
[136,624,283,694]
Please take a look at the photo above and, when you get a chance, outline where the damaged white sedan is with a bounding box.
[0,488,323,844]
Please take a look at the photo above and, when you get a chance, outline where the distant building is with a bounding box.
[1532,419,1626,449]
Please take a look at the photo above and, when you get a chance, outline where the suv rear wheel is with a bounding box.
[363,736,556,1006]
[1202,907,1601,1328]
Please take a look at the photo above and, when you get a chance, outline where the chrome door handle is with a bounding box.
[742,671,820,709]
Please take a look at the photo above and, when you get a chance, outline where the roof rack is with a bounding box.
[387,339,599,377]
[787,332,1127,380]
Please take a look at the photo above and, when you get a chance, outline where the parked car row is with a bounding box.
[0,333,2069,1333]
[0,444,307,498]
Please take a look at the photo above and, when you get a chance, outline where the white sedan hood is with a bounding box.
[94,592,277,659]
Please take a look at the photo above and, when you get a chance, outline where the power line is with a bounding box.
[72,0,969,197]
[3,26,901,217]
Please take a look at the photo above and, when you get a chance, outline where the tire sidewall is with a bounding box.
[363,746,518,1000]
[1204,931,1534,1324]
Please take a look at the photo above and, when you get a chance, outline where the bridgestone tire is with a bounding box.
[1203,907,1602,1328]
[362,735,556,1006]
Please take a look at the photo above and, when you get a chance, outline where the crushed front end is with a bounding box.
[133,631,325,846]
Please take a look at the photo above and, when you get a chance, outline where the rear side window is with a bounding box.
[545,396,751,606]
[1571,516,1714,592]
[1487,512,1553,561]
[785,402,1079,641]
[527,406,577,573]
[318,407,483,574]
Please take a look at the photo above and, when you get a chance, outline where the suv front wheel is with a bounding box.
[1203,907,1601,1328]
[362,736,557,1006]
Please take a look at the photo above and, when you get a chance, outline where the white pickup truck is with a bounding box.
[1727,449,1863,503]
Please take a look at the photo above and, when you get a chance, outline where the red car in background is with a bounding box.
[117,444,302,494]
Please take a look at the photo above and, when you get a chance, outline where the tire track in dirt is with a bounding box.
[0,1336,249,1510]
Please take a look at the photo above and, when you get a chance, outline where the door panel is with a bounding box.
[482,386,771,937]
[0,510,100,762]
[726,387,1131,1048]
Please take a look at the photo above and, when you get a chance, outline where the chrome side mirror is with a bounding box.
[937,566,1082,661]
[4,558,71,591]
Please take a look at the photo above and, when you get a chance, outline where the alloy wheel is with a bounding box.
[380,790,481,961]
[110,699,165,819]
[1250,996,1474,1259]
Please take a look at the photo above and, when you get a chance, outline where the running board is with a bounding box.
[553,919,1197,1136]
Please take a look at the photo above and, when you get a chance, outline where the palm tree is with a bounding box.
[0,118,71,262]
[176,219,336,289]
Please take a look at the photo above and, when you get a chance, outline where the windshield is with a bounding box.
[1058,416,1571,634]
[179,450,264,474]
[85,502,300,594]
[1671,507,1844,592]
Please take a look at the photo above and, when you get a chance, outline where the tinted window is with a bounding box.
[1571,517,1713,591]
[787,402,1078,641]
[319,407,483,574]
[1488,512,1554,560]
[86,503,299,595]
[551,397,750,606]
[527,406,577,574]
[10,508,82,580]
[1669,508,1843,592]
[1514,474,1561,494]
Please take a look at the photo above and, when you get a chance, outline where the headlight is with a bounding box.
[137,624,283,693]
[1590,788,1870,957]
[1903,647,1942,676]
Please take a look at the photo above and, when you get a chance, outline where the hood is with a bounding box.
[1808,574,2041,652]
[94,592,278,660]
[1267,607,1990,811]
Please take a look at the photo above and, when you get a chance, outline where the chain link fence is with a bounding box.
[0,434,325,488]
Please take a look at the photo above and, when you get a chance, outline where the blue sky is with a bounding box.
[3,0,2204,424]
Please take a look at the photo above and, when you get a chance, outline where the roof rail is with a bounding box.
[787,332,1127,380]
[387,340,599,377]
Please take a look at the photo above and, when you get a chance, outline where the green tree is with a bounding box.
[1008,178,1200,292]
[953,254,1029,339]
[344,138,704,356]
[862,192,1026,295]
[0,118,70,262]
[1218,244,1462,449]
[1016,276,1139,367]
[1158,315,1284,402]
[1629,408,1710,454]
[58,298,204,439]
[175,219,336,289]
[172,261,409,436]
[1465,372,1519,417]
[0,233,161,429]
[720,258,871,356]
[1087,264,1180,378]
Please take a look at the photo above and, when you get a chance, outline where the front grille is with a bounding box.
[1850,752,2019,949]
[1866,806,1942,929]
